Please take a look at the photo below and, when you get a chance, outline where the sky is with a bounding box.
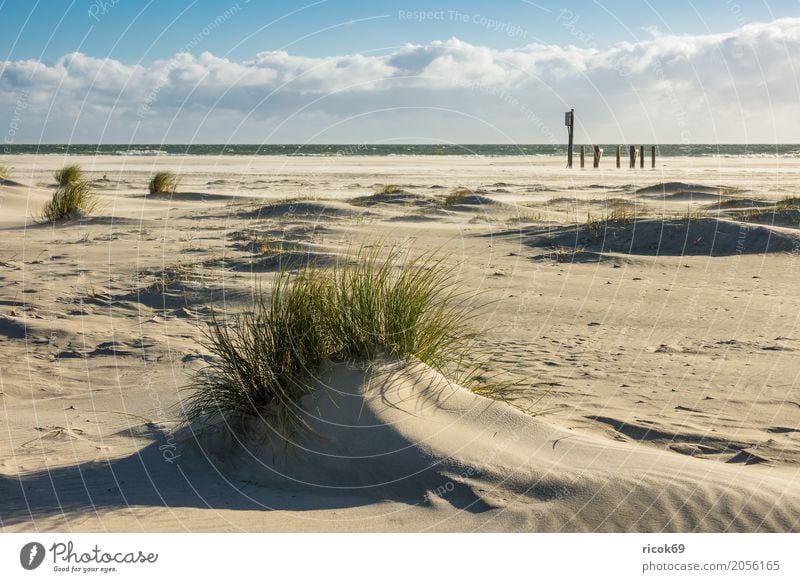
[1,0,799,143]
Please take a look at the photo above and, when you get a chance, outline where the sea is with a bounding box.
[2,144,800,157]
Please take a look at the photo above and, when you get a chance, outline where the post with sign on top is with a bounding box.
[565,109,574,168]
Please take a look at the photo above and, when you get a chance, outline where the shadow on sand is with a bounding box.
[486,217,800,258]
[0,423,493,528]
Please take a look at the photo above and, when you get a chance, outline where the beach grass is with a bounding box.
[376,184,402,194]
[776,196,800,211]
[143,262,192,293]
[148,171,180,195]
[546,245,586,262]
[54,164,82,187]
[0,164,11,179]
[737,196,800,221]
[583,202,636,240]
[442,187,474,206]
[41,181,97,222]
[185,246,487,433]
[505,212,544,225]
[683,206,707,221]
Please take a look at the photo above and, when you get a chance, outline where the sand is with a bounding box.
[1,154,799,532]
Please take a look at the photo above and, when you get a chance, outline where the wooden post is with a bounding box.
[639,145,644,169]
[565,109,574,168]
[629,146,636,168]
[593,145,601,168]
[580,145,585,168]
[651,146,656,168]
[616,145,621,168]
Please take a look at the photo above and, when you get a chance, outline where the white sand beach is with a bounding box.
[1,154,799,532]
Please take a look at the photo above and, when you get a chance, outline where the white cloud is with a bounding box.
[1,18,799,143]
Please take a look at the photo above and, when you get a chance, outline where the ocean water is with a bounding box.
[2,144,800,157]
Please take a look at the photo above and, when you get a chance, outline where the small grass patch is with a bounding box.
[605,203,636,224]
[54,164,82,187]
[41,181,97,222]
[139,262,192,293]
[252,237,300,256]
[583,202,636,240]
[442,187,474,206]
[376,184,402,194]
[775,196,800,211]
[736,197,800,222]
[228,230,302,256]
[683,206,706,221]
[148,171,180,195]
[0,164,11,179]
[185,246,499,433]
[543,245,586,262]
[505,212,544,225]
[736,207,769,221]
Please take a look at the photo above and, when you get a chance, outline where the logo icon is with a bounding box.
[20,542,46,570]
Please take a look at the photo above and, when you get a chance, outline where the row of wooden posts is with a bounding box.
[575,145,657,169]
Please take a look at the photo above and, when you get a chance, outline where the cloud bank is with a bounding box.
[2,18,799,144]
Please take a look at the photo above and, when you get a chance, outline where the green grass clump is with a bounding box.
[0,164,11,179]
[185,247,485,433]
[321,248,476,370]
[41,181,96,222]
[148,171,180,195]
[54,164,82,187]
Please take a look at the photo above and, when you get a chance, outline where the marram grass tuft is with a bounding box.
[54,164,82,187]
[148,171,180,195]
[184,246,504,434]
[41,181,97,222]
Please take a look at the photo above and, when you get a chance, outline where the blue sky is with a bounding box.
[2,0,798,63]
[1,1,799,143]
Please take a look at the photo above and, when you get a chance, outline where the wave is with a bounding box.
[113,148,169,156]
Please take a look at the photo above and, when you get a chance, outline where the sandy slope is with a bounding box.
[1,154,799,532]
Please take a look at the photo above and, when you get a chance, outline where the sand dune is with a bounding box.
[243,199,360,220]
[350,189,438,208]
[509,217,800,257]
[635,181,725,195]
